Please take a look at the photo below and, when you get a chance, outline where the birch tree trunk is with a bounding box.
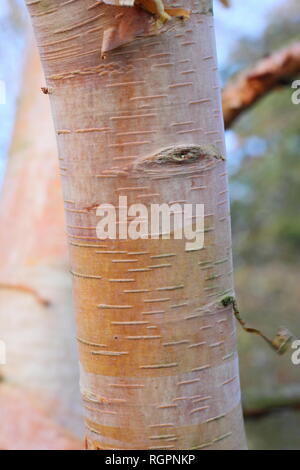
[25,0,246,450]
[0,41,83,447]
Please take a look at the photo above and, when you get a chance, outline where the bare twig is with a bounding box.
[221,296,293,355]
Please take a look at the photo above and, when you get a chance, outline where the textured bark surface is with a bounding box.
[26,0,246,450]
[0,42,83,440]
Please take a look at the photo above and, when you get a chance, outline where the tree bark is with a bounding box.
[0,384,81,450]
[25,0,246,450]
[0,40,83,442]
[223,42,300,129]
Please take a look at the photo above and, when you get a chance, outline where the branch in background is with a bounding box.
[243,384,300,418]
[223,42,300,129]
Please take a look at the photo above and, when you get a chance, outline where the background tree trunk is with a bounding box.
[26,0,246,450]
[0,40,83,446]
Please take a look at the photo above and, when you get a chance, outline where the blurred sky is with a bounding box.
[0,0,26,186]
[214,0,284,68]
[0,0,284,187]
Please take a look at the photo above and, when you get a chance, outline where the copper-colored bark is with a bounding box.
[26,0,246,450]
[223,42,300,129]
[0,384,82,450]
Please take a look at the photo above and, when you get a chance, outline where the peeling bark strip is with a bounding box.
[26,0,246,449]
[0,283,51,307]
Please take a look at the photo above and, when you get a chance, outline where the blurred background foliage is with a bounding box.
[0,0,299,449]
[225,0,300,450]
